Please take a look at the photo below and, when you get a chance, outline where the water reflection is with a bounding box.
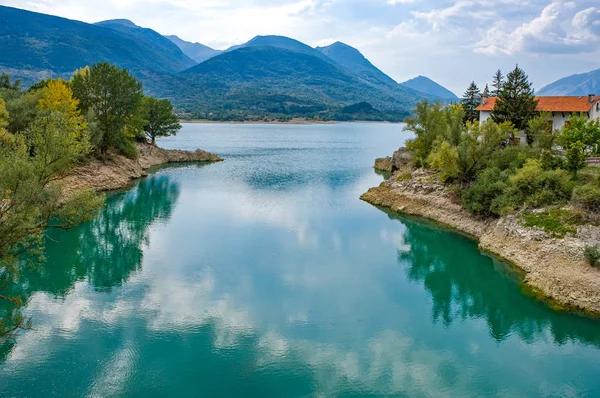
[1,124,600,396]
[393,210,600,347]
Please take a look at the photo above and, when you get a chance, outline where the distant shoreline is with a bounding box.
[181,118,337,125]
[180,119,401,125]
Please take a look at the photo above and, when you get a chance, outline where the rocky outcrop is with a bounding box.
[374,147,412,172]
[61,143,222,197]
[361,168,600,316]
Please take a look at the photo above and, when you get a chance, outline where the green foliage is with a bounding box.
[564,141,588,175]
[521,209,581,238]
[461,167,509,216]
[585,246,600,268]
[71,63,144,156]
[558,114,600,152]
[428,141,460,183]
[491,65,538,135]
[493,160,574,214]
[404,101,448,166]
[528,113,554,149]
[0,104,104,336]
[491,69,504,97]
[456,120,513,182]
[572,184,600,213]
[141,97,181,144]
[557,115,600,175]
[461,81,481,123]
[489,146,532,172]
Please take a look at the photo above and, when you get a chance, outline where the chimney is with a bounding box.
[589,94,595,104]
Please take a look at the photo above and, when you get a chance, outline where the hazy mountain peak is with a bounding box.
[538,68,600,96]
[165,35,220,63]
[400,76,458,99]
[96,19,138,28]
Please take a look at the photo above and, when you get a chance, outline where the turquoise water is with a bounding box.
[1,123,600,397]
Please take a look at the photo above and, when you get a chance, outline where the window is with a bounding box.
[564,120,572,128]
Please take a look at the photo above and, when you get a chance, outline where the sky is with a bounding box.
[2,0,600,95]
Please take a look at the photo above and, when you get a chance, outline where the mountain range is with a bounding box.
[538,68,600,96]
[0,5,456,120]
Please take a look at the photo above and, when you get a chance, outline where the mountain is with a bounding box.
[400,76,458,99]
[226,35,331,62]
[0,6,431,121]
[141,46,430,120]
[316,42,398,89]
[165,35,221,63]
[0,6,195,84]
[538,68,600,96]
[94,19,196,69]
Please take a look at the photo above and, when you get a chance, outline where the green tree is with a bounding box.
[527,112,554,149]
[456,120,514,182]
[557,115,600,175]
[491,69,504,97]
[428,141,460,183]
[404,101,448,167]
[461,81,481,123]
[141,97,182,144]
[0,107,103,337]
[71,63,144,156]
[491,65,538,139]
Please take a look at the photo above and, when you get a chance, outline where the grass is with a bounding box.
[396,172,412,182]
[521,208,583,238]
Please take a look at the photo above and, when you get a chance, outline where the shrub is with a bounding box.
[585,246,600,268]
[461,167,508,216]
[428,141,459,183]
[493,159,574,214]
[489,146,531,172]
[572,184,600,213]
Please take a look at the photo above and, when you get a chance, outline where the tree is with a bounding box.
[0,106,103,337]
[141,97,181,144]
[404,101,448,167]
[461,81,481,124]
[456,120,514,182]
[491,65,538,140]
[557,114,600,175]
[491,69,504,97]
[527,112,554,149]
[0,73,21,91]
[71,63,144,156]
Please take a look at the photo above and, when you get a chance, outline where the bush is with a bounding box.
[493,159,574,214]
[489,146,531,172]
[428,141,459,183]
[461,167,508,216]
[585,246,600,268]
[572,184,600,213]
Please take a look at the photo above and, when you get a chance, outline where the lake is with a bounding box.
[1,123,600,397]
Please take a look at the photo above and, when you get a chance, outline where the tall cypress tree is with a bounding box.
[491,65,538,141]
[461,81,481,123]
[491,69,504,97]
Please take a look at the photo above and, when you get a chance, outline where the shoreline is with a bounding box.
[181,118,337,125]
[361,173,600,317]
[61,142,223,197]
[180,119,399,125]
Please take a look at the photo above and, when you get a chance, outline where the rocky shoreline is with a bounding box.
[362,155,600,316]
[61,142,223,197]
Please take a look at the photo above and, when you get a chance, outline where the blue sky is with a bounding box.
[2,0,600,95]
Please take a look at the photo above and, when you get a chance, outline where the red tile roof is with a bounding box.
[476,96,600,112]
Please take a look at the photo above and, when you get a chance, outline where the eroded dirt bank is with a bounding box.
[62,143,222,196]
[361,169,600,315]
